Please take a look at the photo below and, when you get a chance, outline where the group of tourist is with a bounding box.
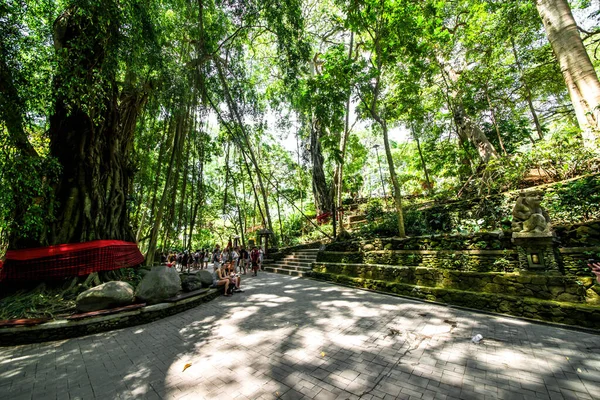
[163,246,263,272]
[163,244,265,297]
[163,250,211,270]
[210,244,263,276]
[210,244,260,296]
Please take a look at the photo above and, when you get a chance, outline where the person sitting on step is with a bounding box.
[212,263,231,296]
[216,261,242,295]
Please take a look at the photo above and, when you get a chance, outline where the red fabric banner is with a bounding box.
[0,240,144,282]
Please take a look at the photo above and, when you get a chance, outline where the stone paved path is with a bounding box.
[1,273,600,400]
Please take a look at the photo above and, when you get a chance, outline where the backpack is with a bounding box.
[227,284,235,295]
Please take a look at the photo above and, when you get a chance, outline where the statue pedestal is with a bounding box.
[512,232,559,273]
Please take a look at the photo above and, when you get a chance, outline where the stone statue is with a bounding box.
[511,190,551,233]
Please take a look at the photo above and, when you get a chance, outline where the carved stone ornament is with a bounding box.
[511,190,551,234]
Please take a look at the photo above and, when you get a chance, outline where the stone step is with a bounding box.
[263,267,309,277]
[266,263,312,272]
[263,249,319,277]
[279,254,317,260]
[268,262,313,269]
[347,214,366,223]
[264,255,317,263]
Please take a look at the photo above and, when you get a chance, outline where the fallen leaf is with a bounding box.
[321,352,326,357]
[577,368,582,373]
[182,363,192,372]
[566,357,570,360]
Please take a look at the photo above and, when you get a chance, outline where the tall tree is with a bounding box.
[44,2,151,247]
[536,0,600,149]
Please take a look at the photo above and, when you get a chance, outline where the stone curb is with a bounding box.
[0,289,220,346]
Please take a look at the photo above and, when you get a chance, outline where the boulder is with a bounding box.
[197,270,214,287]
[76,281,135,312]
[181,270,213,292]
[135,266,181,304]
[181,275,202,292]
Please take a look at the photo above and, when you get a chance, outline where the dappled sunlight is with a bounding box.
[318,299,384,318]
[246,293,295,305]
[331,333,371,349]
[0,369,21,379]
[1,273,600,399]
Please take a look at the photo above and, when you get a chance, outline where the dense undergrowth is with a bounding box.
[0,268,144,320]
[356,174,600,239]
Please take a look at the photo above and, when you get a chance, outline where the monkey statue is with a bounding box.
[511,190,551,233]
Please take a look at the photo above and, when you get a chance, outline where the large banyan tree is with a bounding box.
[1,0,310,251]
[2,1,157,249]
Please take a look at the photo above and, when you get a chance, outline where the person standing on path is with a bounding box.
[250,246,260,276]
[212,245,222,269]
[232,246,240,273]
[239,246,249,275]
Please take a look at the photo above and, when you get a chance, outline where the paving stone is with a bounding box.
[1,274,599,400]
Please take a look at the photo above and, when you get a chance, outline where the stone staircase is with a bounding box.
[345,213,367,230]
[262,248,319,277]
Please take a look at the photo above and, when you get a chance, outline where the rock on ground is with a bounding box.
[197,270,214,287]
[135,266,181,304]
[76,281,135,312]
[181,270,213,292]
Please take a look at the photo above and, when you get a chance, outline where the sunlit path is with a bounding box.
[1,273,599,400]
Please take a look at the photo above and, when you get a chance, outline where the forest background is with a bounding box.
[1,0,600,264]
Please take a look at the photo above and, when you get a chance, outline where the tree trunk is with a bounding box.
[164,109,188,248]
[188,123,205,252]
[381,120,406,238]
[45,6,147,248]
[310,119,333,215]
[334,31,354,234]
[366,61,406,238]
[276,182,284,242]
[177,143,190,246]
[454,103,499,163]
[413,129,432,192]
[145,110,186,265]
[214,61,274,234]
[536,0,600,149]
[485,87,507,156]
[231,167,246,247]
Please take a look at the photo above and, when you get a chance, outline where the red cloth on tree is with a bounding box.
[0,240,144,282]
[316,212,331,224]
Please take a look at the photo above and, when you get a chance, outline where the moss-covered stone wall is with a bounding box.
[323,229,600,276]
[318,249,519,272]
[312,263,599,303]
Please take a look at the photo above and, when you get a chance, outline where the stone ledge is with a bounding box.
[312,262,598,303]
[0,289,220,346]
[558,246,600,254]
[367,249,516,255]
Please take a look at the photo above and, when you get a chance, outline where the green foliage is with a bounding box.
[0,285,75,320]
[525,131,598,181]
[365,199,384,223]
[1,0,599,258]
[544,176,600,224]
